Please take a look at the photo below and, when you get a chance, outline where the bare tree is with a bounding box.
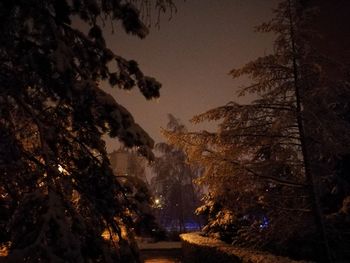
[152,115,202,232]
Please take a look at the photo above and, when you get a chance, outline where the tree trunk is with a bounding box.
[288,1,333,261]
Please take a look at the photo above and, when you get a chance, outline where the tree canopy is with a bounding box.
[164,0,350,261]
[0,0,174,262]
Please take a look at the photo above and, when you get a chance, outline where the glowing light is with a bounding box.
[155,199,160,205]
[259,216,269,229]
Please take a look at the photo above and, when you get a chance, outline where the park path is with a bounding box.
[138,241,182,263]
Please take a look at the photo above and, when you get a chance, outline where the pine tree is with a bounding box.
[0,0,174,262]
[164,0,350,261]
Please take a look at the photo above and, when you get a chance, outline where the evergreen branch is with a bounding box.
[219,133,301,140]
[173,134,306,188]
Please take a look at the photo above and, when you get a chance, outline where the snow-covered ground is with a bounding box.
[180,232,314,263]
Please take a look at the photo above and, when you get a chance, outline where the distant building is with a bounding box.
[109,148,147,181]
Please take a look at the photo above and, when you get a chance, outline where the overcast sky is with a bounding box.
[102,0,279,152]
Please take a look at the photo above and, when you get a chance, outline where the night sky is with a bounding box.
[103,0,279,152]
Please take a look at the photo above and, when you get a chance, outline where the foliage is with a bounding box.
[0,0,174,262]
[164,0,350,260]
[195,196,239,243]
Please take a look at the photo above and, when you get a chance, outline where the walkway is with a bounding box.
[138,241,182,263]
